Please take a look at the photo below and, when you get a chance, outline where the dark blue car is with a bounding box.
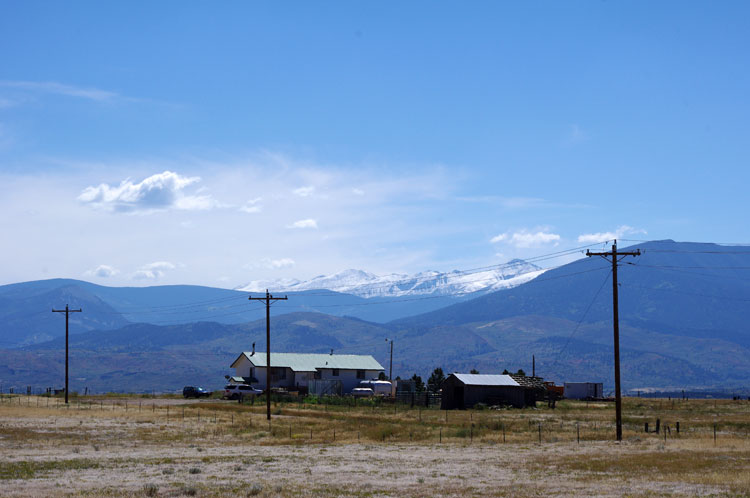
[182,386,211,398]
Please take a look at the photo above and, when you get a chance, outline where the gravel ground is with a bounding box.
[1,402,748,497]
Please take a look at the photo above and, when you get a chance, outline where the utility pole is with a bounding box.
[586,239,640,441]
[249,290,287,421]
[386,339,393,381]
[52,305,82,404]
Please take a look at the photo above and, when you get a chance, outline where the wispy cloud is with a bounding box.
[491,229,561,248]
[0,80,120,102]
[563,123,589,146]
[577,225,647,244]
[133,261,176,280]
[239,197,262,214]
[267,258,295,269]
[293,186,315,197]
[84,264,120,278]
[78,171,218,213]
[287,219,318,229]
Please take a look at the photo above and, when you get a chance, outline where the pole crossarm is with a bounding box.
[248,290,288,421]
[585,239,640,442]
[52,305,82,404]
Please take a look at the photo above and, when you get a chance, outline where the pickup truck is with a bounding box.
[223,384,263,400]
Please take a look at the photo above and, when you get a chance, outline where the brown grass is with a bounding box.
[0,395,748,497]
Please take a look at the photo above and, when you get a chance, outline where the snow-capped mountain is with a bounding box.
[235,259,546,298]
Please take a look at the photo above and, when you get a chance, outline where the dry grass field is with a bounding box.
[1,395,749,497]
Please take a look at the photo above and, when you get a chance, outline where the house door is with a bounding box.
[453,386,464,409]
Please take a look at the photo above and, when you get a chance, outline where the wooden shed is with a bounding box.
[441,373,528,409]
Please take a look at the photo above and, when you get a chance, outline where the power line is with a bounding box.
[549,270,612,372]
[619,282,750,302]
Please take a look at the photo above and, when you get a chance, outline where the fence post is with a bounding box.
[714,423,717,445]
[645,422,649,433]
[538,423,542,444]
[577,422,580,444]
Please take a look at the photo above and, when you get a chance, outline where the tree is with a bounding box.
[427,367,445,392]
[516,369,526,376]
[470,368,479,374]
[377,371,387,381]
[411,374,425,393]
[502,369,509,375]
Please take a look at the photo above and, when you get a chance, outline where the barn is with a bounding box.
[440,373,529,409]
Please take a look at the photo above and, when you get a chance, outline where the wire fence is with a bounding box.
[1,394,747,446]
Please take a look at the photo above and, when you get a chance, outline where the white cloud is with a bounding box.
[293,186,315,197]
[268,258,295,269]
[0,80,119,102]
[78,171,216,213]
[491,230,561,248]
[84,264,120,278]
[352,188,365,196]
[133,261,176,280]
[577,225,647,244]
[287,219,318,229]
[239,197,262,214]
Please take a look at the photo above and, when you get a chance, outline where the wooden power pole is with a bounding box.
[586,239,640,441]
[249,290,287,421]
[52,305,82,404]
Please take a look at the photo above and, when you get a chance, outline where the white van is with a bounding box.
[357,380,393,396]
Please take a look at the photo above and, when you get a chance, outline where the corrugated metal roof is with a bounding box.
[236,352,384,372]
[452,373,520,387]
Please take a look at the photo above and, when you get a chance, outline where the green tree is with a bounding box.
[377,371,387,381]
[470,368,479,374]
[411,374,425,393]
[427,367,445,392]
[516,369,526,376]
[502,369,509,375]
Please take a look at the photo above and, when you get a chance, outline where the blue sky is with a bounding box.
[0,1,748,287]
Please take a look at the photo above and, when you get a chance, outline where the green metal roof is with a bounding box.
[233,352,384,372]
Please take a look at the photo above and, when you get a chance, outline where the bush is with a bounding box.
[142,484,158,496]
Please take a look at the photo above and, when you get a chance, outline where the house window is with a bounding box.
[356,370,365,379]
[332,368,339,377]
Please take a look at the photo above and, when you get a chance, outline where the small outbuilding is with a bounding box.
[564,382,603,400]
[441,373,528,409]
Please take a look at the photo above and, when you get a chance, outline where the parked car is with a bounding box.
[223,384,263,400]
[183,386,211,398]
[351,387,375,397]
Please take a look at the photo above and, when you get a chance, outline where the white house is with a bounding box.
[229,351,385,394]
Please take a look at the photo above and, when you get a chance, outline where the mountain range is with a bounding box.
[235,259,545,298]
[1,240,749,394]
